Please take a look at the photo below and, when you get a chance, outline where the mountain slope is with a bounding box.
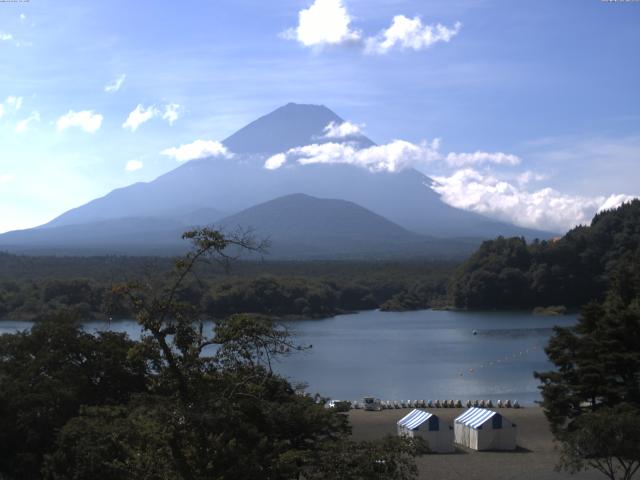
[216,193,478,259]
[223,103,374,154]
[0,209,224,255]
[0,103,555,256]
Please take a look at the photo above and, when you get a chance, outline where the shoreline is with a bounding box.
[348,407,601,480]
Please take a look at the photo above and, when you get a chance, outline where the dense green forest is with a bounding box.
[4,201,640,320]
[0,230,426,479]
[0,254,453,321]
[450,200,640,309]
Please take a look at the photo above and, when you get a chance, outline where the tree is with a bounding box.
[557,406,640,480]
[40,228,425,480]
[0,315,149,479]
[535,254,640,480]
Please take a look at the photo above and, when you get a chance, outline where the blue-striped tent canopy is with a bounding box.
[455,407,498,429]
[397,409,433,430]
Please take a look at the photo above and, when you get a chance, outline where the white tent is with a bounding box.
[397,409,454,453]
[454,407,517,451]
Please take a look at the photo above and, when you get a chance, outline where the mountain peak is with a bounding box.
[221,103,375,155]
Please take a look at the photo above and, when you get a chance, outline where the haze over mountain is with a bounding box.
[216,193,479,259]
[0,103,553,257]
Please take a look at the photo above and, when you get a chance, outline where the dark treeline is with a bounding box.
[449,200,640,309]
[0,254,455,321]
[0,229,426,479]
[5,200,640,320]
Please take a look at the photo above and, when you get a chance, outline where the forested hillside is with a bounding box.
[0,255,453,321]
[449,200,640,309]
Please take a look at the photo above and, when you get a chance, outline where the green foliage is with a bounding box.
[43,404,177,480]
[557,405,640,480]
[0,254,455,321]
[306,436,429,480]
[0,315,149,479]
[450,200,640,309]
[536,254,640,479]
[0,228,427,479]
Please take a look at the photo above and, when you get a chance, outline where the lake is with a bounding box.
[0,309,577,405]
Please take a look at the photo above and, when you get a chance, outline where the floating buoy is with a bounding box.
[472,329,478,335]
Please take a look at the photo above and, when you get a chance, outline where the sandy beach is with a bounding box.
[349,407,603,480]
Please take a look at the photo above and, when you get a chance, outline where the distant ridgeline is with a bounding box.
[449,200,640,309]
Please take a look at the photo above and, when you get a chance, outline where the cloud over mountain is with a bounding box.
[322,121,363,139]
[265,137,520,174]
[161,140,231,162]
[431,168,637,232]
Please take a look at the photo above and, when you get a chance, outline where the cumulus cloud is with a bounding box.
[19,14,26,23]
[163,103,181,125]
[57,110,103,133]
[323,121,363,139]
[265,138,521,173]
[105,74,126,93]
[281,0,361,47]
[122,104,159,132]
[125,160,143,172]
[0,32,13,41]
[15,111,40,133]
[430,168,636,232]
[161,140,231,162]
[598,194,637,213]
[445,151,520,167]
[365,16,461,54]
[264,153,287,170]
[516,170,547,186]
[265,139,441,172]
[1,96,23,118]
[6,96,22,110]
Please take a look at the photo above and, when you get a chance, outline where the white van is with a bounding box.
[363,396,382,411]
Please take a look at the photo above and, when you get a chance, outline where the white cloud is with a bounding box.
[445,151,521,167]
[125,160,143,172]
[0,32,13,42]
[265,139,441,172]
[122,104,158,132]
[516,170,547,186]
[598,194,636,213]
[264,153,287,170]
[161,140,231,162]
[323,121,363,138]
[265,138,520,173]
[56,110,103,133]
[105,74,126,93]
[163,103,181,125]
[6,96,22,110]
[0,96,24,120]
[19,14,26,23]
[365,16,461,55]
[15,111,40,133]
[282,0,361,47]
[430,168,636,232]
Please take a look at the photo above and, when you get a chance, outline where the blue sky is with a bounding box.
[1,0,639,233]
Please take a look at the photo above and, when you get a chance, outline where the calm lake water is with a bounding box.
[0,309,577,405]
